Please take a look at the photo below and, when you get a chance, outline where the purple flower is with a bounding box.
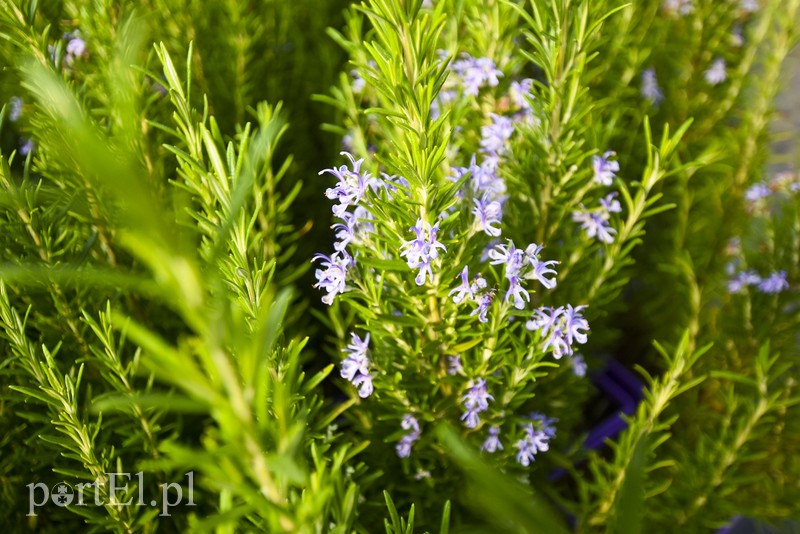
[481,426,503,453]
[472,195,503,237]
[592,151,619,186]
[65,34,86,63]
[745,182,771,203]
[528,254,559,289]
[515,422,552,466]
[461,378,493,429]
[447,355,463,376]
[573,210,617,243]
[321,152,375,217]
[705,58,727,85]
[505,277,530,310]
[663,0,694,15]
[600,192,622,213]
[480,113,515,157]
[641,68,664,104]
[526,306,564,336]
[313,252,351,305]
[488,241,525,279]
[453,54,502,96]
[740,0,758,14]
[542,328,571,359]
[8,97,22,122]
[562,304,589,345]
[396,415,421,458]
[527,305,589,359]
[453,154,508,203]
[351,69,366,94]
[470,291,494,323]
[450,266,475,304]
[529,412,558,438]
[340,332,373,398]
[571,354,588,377]
[19,138,34,157]
[727,270,761,294]
[758,271,788,294]
[400,219,447,285]
[509,79,534,111]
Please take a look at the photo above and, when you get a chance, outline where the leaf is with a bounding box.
[436,425,570,534]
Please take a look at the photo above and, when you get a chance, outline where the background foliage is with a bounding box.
[0,0,798,532]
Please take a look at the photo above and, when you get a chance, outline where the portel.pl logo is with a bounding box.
[27,472,195,517]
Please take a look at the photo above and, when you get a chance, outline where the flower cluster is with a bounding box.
[400,218,447,285]
[592,151,619,186]
[396,415,421,458]
[727,269,789,295]
[312,252,352,305]
[526,304,590,359]
[573,191,621,244]
[571,354,588,377]
[745,172,800,208]
[485,241,559,311]
[452,54,502,96]
[515,414,557,466]
[662,0,694,16]
[449,266,491,319]
[704,58,727,86]
[461,378,493,429]
[340,332,374,398]
[481,425,503,453]
[8,97,22,122]
[641,68,664,104]
[508,78,535,120]
[314,152,385,304]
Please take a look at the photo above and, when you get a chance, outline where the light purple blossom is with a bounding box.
[663,0,694,15]
[705,58,727,85]
[64,32,87,64]
[740,0,758,15]
[480,113,515,157]
[351,69,366,94]
[529,412,558,438]
[8,97,22,122]
[641,68,664,104]
[600,192,622,213]
[758,271,789,294]
[340,332,373,398]
[313,252,352,305]
[563,304,589,346]
[571,354,588,377]
[19,138,34,157]
[396,415,421,458]
[489,241,526,279]
[481,426,503,453]
[447,355,463,376]
[515,417,555,466]
[461,378,493,429]
[527,305,590,359]
[592,151,619,186]
[321,152,375,217]
[573,210,617,243]
[745,182,771,203]
[452,154,508,203]
[727,270,762,293]
[509,79,534,111]
[450,267,475,304]
[400,218,447,285]
[528,256,559,290]
[453,54,502,96]
[505,276,531,310]
[472,195,503,237]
